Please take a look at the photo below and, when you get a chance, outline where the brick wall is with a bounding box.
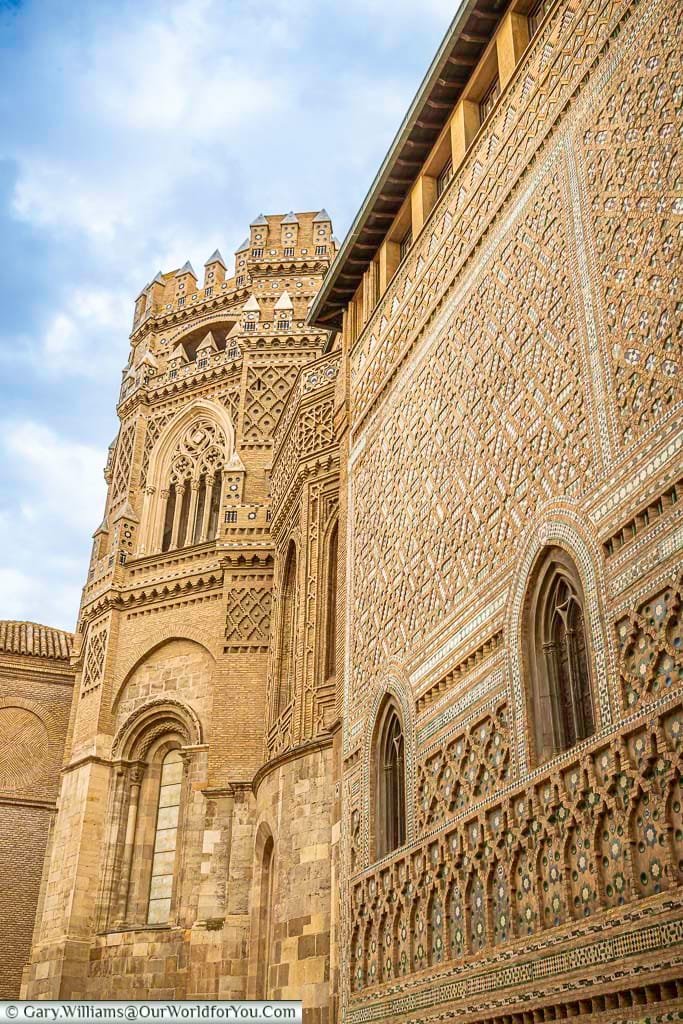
[0,803,55,998]
[0,636,74,997]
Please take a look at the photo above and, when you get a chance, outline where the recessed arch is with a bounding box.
[163,315,239,355]
[508,514,609,772]
[322,517,339,684]
[275,540,298,718]
[112,696,202,761]
[250,820,277,999]
[138,397,236,554]
[111,633,217,716]
[372,696,406,859]
[361,670,416,866]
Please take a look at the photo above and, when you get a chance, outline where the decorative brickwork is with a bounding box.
[8,0,683,1018]
[617,575,683,711]
[349,703,683,1005]
[225,587,272,648]
[81,621,108,696]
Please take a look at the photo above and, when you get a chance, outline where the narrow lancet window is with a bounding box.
[324,522,338,682]
[526,547,596,763]
[374,702,406,859]
[277,543,298,715]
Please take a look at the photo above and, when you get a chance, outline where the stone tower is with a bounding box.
[22,212,342,1019]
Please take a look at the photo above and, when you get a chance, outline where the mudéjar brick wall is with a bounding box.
[0,623,75,998]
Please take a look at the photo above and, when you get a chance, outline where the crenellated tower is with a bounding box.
[22,213,342,1018]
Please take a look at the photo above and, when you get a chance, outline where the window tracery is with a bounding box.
[159,419,225,552]
[374,700,406,859]
[525,547,595,764]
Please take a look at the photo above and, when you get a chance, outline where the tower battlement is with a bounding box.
[131,211,338,334]
[121,211,337,409]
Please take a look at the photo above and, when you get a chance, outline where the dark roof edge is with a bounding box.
[308,0,477,328]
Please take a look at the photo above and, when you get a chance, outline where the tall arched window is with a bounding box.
[159,419,225,552]
[147,748,183,924]
[255,834,275,998]
[103,698,201,933]
[374,700,406,859]
[277,542,298,715]
[323,521,338,683]
[525,547,595,764]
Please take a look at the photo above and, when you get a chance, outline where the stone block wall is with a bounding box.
[250,747,335,1023]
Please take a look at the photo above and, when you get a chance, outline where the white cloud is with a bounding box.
[0,0,456,629]
[37,288,130,375]
[0,567,81,632]
[0,569,35,619]
[1,419,106,532]
[0,420,107,629]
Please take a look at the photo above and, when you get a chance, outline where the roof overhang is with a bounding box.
[309,0,508,330]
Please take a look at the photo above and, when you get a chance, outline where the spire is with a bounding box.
[205,249,226,268]
[274,290,293,310]
[281,211,299,224]
[93,515,109,538]
[313,209,332,223]
[151,271,165,285]
[242,294,260,312]
[196,331,219,353]
[250,214,268,226]
[169,343,189,365]
[112,500,139,524]
[175,261,197,279]
[139,350,159,369]
[235,237,250,254]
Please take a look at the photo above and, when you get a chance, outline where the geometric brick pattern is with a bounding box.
[225,587,272,647]
[81,623,108,696]
[0,706,48,792]
[350,702,683,1000]
[578,1,683,449]
[616,574,683,710]
[110,420,136,507]
[351,170,591,707]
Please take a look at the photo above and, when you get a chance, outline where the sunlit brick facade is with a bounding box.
[6,0,683,1020]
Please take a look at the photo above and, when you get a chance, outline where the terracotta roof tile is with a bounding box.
[0,621,73,661]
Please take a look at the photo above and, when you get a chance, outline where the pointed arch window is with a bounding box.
[159,419,226,552]
[323,521,338,683]
[525,547,595,764]
[277,542,298,715]
[374,701,406,859]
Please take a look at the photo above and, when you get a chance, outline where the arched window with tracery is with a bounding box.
[277,541,298,716]
[160,418,225,552]
[525,546,595,764]
[323,520,338,683]
[373,700,406,859]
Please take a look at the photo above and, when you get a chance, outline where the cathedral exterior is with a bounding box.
[2,0,682,1020]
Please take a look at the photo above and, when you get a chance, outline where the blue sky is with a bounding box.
[0,0,454,631]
